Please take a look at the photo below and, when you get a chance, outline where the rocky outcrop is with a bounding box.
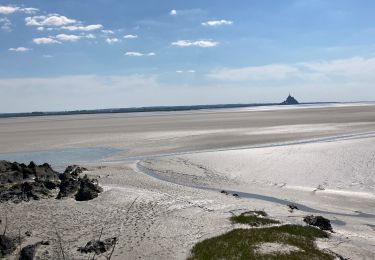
[0,160,102,202]
[0,161,59,185]
[0,161,60,203]
[0,181,52,203]
[303,215,332,231]
[57,166,102,201]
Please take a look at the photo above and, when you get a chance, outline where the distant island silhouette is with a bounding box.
[280,94,299,105]
[1,98,344,119]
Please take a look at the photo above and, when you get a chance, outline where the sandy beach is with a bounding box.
[1,103,375,259]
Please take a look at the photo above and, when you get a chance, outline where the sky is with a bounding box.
[1,0,375,112]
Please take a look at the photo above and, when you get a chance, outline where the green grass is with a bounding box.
[188,225,333,260]
[230,211,280,227]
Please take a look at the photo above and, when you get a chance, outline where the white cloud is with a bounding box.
[37,26,44,31]
[62,24,103,31]
[170,9,177,16]
[9,47,31,52]
[102,29,114,34]
[105,37,120,44]
[202,20,233,27]
[0,6,19,14]
[0,17,11,31]
[56,34,82,42]
[21,8,39,14]
[172,40,219,48]
[124,34,138,39]
[176,70,195,73]
[0,5,38,14]
[125,52,156,57]
[25,15,76,27]
[33,37,61,44]
[43,54,53,58]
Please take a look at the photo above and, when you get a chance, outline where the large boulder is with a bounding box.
[75,175,103,201]
[303,215,332,231]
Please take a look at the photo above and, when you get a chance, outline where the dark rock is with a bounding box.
[0,170,24,185]
[0,160,102,203]
[19,242,42,260]
[40,241,50,246]
[43,180,57,190]
[0,181,52,202]
[303,215,333,231]
[56,177,80,199]
[232,193,239,197]
[28,161,36,169]
[220,190,229,195]
[25,231,32,237]
[64,165,87,178]
[75,175,103,201]
[288,203,299,212]
[280,94,299,105]
[78,237,116,254]
[34,163,59,182]
[0,160,59,186]
[0,160,14,173]
[0,235,17,258]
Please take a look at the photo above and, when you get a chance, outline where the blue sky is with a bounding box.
[1,0,375,112]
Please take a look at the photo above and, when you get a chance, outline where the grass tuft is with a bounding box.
[230,211,280,227]
[188,225,332,260]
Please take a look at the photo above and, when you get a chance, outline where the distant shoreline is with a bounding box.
[0,101,347,119]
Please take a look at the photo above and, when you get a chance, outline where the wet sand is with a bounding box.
[1,104,375,157]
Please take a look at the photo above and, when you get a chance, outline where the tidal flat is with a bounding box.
[1,103,375,259]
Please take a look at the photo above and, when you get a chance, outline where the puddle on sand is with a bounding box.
[0,147,121,170]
